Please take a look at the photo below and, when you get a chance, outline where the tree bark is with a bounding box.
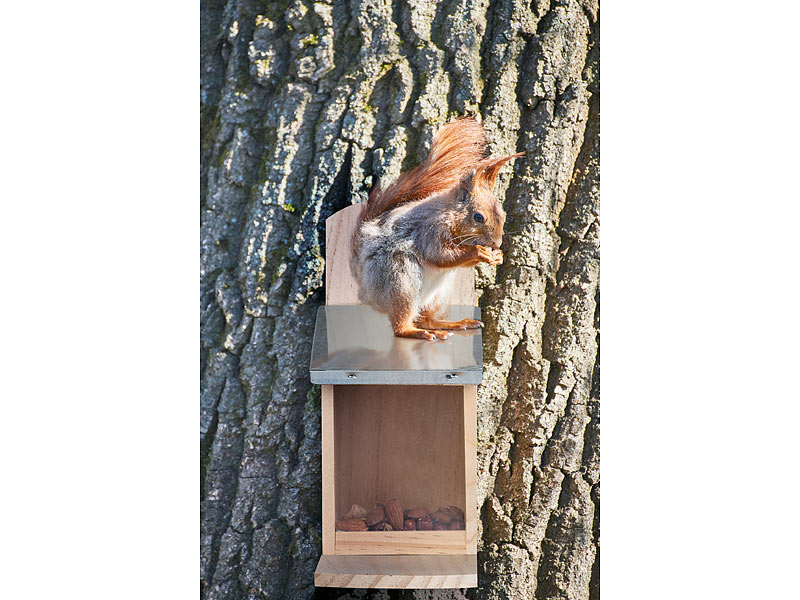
[200,0,599,598]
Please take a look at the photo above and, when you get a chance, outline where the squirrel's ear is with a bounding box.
[457,169,476,201]
[478,152,525,188]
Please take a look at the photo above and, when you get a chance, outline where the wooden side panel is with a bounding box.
[314,554,478,588]
[463,384,478,553]
[335,531,465,555]
[333,385,466,525]
[321,384,335,554]
[325,204,476,306]
[326,205,363,305]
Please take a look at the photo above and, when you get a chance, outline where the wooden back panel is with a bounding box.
[325,204,476,305]
[333,385,466,521]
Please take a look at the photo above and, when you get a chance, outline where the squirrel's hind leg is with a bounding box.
[390,303,452,341]
[415,308,483,331]
[395,326,452,341]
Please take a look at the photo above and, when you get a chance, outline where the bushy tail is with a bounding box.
[363,117,489,222]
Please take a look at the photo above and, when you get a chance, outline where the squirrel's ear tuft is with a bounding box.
[477,152,525,188]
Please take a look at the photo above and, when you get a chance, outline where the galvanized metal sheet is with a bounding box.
[309,305,483,385]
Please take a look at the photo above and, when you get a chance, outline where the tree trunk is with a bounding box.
[200,0,599,598]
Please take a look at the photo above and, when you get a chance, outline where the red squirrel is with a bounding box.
[353,117,522,340]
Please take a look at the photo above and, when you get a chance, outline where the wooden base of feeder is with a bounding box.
[314,554,477,589]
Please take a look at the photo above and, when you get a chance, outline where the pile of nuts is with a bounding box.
[335,498,465,531]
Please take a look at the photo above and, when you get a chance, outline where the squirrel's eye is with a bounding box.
[473,212,484,223]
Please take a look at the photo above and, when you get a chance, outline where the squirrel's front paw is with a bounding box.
[477,246,503,266]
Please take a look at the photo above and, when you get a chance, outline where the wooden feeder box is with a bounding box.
[310,205,480,589]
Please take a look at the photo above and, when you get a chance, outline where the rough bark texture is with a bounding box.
[200,0,599,598]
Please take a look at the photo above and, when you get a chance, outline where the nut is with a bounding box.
[443,505,464,521]
[335,518,368,532]
[417,516,433,530]
[407,506,429,520]
[431,510,452,524]
[403,518,416,531]
[448,519,465,530]
[342,504,367,520]
[433,522,447,530]
[365,504,386,526]
[371,522,393,531]
[385,498,403,530]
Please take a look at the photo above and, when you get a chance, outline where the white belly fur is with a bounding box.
[419,266,455,310]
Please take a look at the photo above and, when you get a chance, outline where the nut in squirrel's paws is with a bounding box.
[477,245,503,266]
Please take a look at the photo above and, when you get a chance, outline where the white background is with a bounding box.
[1,1,798,598]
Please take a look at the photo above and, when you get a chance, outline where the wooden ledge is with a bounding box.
[335,530,466,555]
[314,554,477,589]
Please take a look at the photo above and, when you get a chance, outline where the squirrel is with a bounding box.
[353,117,523,340]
